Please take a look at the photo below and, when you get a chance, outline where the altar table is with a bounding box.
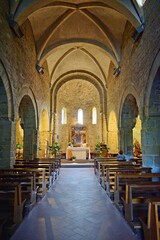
[66,147,91,160]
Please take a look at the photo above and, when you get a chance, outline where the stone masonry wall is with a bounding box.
[0,2,50,114]
[107,0,160,150]
[0,1,50,163]
[56,80,101,153]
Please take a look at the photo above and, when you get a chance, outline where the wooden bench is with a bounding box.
[114,173,160,206]
[140,198,160,240]
[0,182,22,238]
[94,157,118,174]
[105,168,152,197]
[25,158,61,181]
[0,168,46,196]
[13,164,52,190]
[123,182,160,229]
[99,162,143,188]
[0,173,38,215]
[95,160,135,180]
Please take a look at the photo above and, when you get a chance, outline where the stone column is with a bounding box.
[23,127,36,160]
[142,116,160,172]
[0,119,13,167]
[119,127,133,155]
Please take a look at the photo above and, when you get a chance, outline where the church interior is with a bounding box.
[0,0,160,239]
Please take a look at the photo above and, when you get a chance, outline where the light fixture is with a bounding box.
[36,64,44,74]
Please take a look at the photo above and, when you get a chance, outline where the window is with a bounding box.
[78,109,83,124]
[92,107,97,124]
[136,0,145,6]
[61,107,67,124]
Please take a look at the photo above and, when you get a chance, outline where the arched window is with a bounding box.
[92,107,97,124]
[136,0,145,6]
[78,109,83,124]
[61,107,67,124]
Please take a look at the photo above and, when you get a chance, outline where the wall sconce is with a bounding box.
[36,64,44,74]
[113,66,121,78]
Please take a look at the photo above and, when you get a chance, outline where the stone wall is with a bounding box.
[107,0,160,167]
[0,1,50,164]
[56,80,101,153]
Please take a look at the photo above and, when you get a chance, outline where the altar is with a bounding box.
[66,147,91,160]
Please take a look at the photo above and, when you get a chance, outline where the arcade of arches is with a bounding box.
[0,0,160,172]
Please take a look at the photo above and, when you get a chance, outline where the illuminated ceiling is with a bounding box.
[9,0,144,88]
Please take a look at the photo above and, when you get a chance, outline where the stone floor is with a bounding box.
[11,168,139,240]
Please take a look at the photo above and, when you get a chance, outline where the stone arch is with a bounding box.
[143,50,160,119]
[0,60,14,167]
[119,84,140,128]
[16,85,38,129]
[108,110,118,154]
[54,79,102,152]
[0,59,14,120]
[51,72,107,145]
[18,95,37,160]
[142,60,160,172]
[119,94,139,157]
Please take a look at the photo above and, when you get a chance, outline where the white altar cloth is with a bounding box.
[66,147,90,160]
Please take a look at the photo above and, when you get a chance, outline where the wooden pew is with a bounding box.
[123,182,160,229]
[0,182,22,238]
[105,168,152,197]
[94,157,118,174]
[114,172,160,205]
[0,173,37,215]
[0,168,46,196]
[34,157,61,175]
[140,198,160,240]
[24,158,60,182]
[13,164,52,190]
[95,160,135,181]
[99,162,143,188]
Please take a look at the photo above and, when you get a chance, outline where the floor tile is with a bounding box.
[11,168,139,240]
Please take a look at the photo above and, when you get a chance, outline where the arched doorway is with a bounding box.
[120,94,139,158]
[16,117,24,159]
[133,115,142,157]
[108,111,118,153]
[18,95,37,160]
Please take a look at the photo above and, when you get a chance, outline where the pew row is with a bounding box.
[122,182,160,229]
[140,198,160,240]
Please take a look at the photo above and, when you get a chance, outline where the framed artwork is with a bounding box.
[71,125,86,145]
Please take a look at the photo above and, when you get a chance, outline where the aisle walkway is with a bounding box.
[11,168,138,240]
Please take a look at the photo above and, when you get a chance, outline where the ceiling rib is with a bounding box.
[37,9,75,61]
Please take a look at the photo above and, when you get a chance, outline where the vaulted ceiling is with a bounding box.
[9,0,144,88]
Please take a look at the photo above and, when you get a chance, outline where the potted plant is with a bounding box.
[72,156,76,161]
[68,141,73,147]
[95,142,110,157]
[53,142,61,157]
[16,143,23,159]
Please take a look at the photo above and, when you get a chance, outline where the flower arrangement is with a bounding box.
[95,142,109,151]
[53,142,60,157]
[48,142,61,157]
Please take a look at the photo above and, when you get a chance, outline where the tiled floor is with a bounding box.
[11,168,139,240]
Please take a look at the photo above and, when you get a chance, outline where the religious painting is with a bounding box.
[71,125,86,145]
